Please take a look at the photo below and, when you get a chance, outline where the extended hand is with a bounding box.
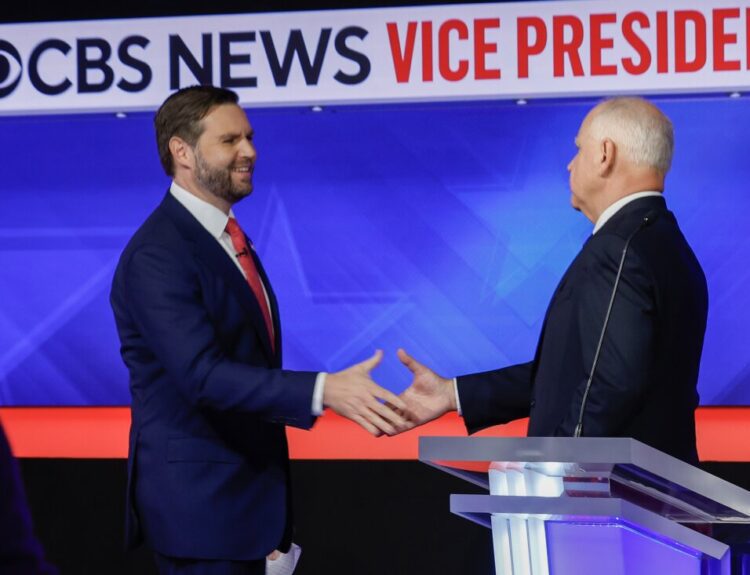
[397,348,457,426]
[324,350,412,437]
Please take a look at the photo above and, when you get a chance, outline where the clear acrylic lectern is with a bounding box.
[419,437,750,575]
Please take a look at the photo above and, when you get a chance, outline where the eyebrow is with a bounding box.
[219,129,254,140]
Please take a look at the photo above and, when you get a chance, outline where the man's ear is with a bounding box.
[598,138,616,176]
[169,136,194,172]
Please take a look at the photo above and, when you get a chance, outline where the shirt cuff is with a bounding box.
[452,377,462,416]
[312,372,327,416]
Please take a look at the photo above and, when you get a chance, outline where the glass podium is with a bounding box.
[419,437,750,575]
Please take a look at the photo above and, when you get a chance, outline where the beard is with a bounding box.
[194,150,253,206]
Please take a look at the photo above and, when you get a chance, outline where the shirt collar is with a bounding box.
[170,181,235,239]
[593,191,662,234]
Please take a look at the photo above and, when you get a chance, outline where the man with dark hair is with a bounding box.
[397,97,708,464]
[111,85,409,574]
[153,85,239,177]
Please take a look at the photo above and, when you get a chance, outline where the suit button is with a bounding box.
[530,400,536,408]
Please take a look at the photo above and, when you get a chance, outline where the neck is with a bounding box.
[589,171,664,223]
[173,173,232,215]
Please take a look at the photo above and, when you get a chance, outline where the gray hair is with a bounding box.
[589,97,674,174]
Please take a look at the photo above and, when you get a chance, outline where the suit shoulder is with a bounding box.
[584,230,630,266]
[590,207,679,263]
[113,203,192,291]
[582,228,656,294]
[120,204,184,260]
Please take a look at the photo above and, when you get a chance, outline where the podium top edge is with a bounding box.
[418,436,750,515]
[418,436,645,464]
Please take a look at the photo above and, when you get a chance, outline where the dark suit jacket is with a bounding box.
[110,192,317,560]
[0,422,57,575]
[458,195,708,463]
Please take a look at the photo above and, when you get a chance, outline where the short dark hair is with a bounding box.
[154,85,239,176]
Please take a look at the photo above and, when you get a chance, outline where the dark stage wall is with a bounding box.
[20,460,495,575]
[17,459,750,575]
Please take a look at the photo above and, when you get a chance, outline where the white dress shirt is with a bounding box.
[170,182,326,415]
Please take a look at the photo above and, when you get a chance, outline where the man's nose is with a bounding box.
[240,138,257,160]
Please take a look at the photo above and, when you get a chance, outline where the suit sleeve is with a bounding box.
[556,233,656,437]
[119,243,317,429]
[457,362,534,434]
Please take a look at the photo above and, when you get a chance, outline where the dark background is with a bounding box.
[20,459,495,575]
[17,459,750,575]
[1,0,532,24]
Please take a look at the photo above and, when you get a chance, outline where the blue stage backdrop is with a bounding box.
[0,96,747,406]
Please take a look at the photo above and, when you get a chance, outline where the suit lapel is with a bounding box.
[159,193,277,362]
[529,235,591,378]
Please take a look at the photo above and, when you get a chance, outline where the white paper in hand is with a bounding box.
[265,543,302,575]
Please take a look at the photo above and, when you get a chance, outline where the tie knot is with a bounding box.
[225,217,242,237]
[225,218,253,259]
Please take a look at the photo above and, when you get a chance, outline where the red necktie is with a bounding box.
[225,218,275,352]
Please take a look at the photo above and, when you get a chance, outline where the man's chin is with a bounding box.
[570,193,581,212]
[228,184,253,202]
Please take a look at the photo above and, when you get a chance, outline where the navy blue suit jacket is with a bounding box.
[110,193,317,560]
[458,196,708,463]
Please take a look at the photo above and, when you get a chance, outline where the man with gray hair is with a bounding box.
[397,97,708,463]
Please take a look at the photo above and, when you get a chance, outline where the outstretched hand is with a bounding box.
[324,350,413,437]
[397,348,457,426]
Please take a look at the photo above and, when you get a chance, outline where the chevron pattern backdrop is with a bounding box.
[0,97,747,405]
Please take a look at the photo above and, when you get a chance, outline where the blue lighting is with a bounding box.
[0,97,748,406]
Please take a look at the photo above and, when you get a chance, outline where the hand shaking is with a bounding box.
[396,348,457,426]
[324,350,414,436]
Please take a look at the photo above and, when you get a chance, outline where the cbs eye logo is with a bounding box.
[0,40,22,98]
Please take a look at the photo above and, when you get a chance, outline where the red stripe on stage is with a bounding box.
[0,407,748,461]
[0,407,131,459]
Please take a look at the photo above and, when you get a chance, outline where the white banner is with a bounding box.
[0,0,748,114]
